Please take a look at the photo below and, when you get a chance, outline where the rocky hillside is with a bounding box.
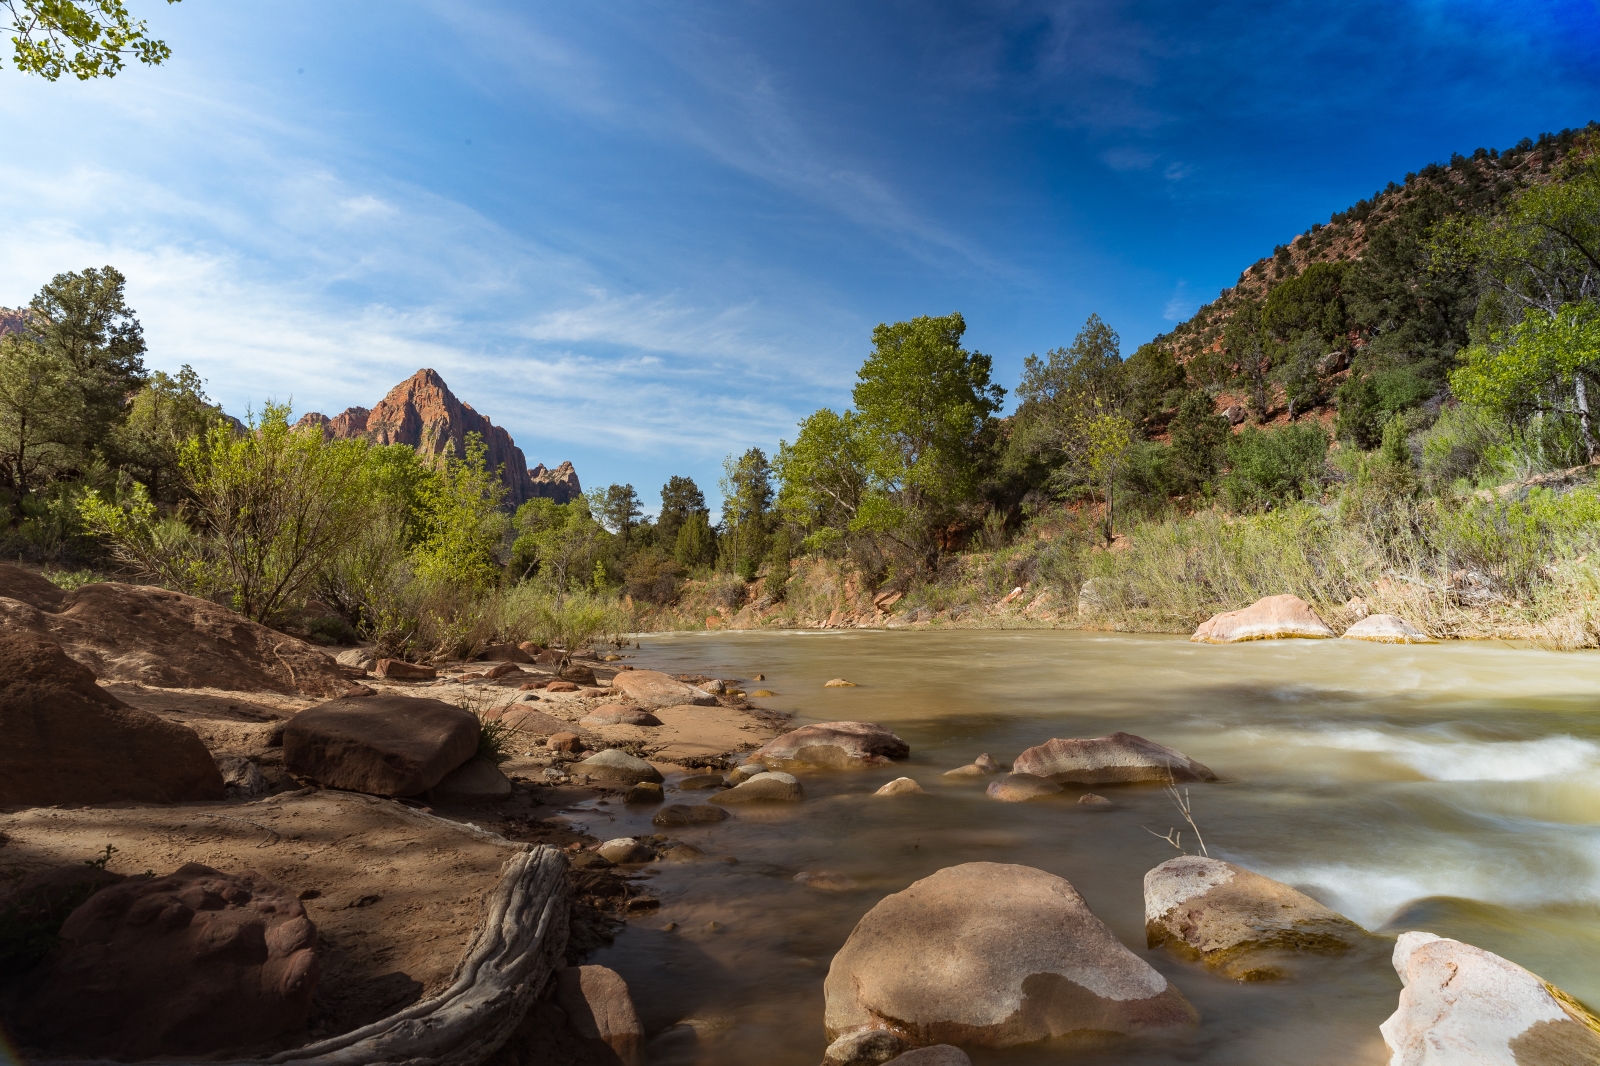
[297,369,581,506]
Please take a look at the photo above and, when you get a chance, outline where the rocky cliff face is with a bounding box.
[295,369,580,506]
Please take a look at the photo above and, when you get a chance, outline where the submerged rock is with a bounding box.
[1012,732,1216,785]
[888,1048,972,1066]
[824,862,1197,1048]
[1341,614,1436,644]
[710,771,805,804]
[796,870,861,892]
[943,753,1001,779]
[653,803,731,827]
[623,781,664,804]
[597,838,655,864]
[1077,793,1113,809]
[824,1029,907,1066]
[875,777,925,796]
[753,721,910,770]
[1381,931,1600,1065]
[21,863,318,1058]
[1144,856,1368,980]
[1190,594,1335,643]
[985,773,1063,802]
[824,677,859,687]
[556,964,646,1066]
[677,773,725,790]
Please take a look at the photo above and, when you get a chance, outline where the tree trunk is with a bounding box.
[1579,375,1598,463]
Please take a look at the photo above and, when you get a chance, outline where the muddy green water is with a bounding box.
[568,630,1600,1064]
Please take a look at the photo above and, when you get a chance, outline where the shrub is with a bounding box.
[623,548,683,605]
[1220,423,1330,512]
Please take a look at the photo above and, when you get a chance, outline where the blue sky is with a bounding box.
[2,1,1598,511]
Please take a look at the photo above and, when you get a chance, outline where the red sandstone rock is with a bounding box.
[283,696,479,795]
[297,370,582,506]
[22,863,319,1058]
[0,634,225,807]
[547,680,579,693]
[753,721,910,770]
[548,732,584,752]
[1191,594,1334,643]
[483,661,522,679]
[480,643,533,664]
[1011,732,1216,785]
[374,657,437,680]
[556,965,645,1066]
[0,565,346,696]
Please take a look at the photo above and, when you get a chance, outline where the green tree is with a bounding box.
[596,483,643,545]
[511,496,603,601]
[657,474,707,546]
[79,402,371,622]
[112,365,220,502]
[0,332,82,498]
[1012,314,1127,461]
[3,0,179,80]
[673,509,716,568]
[774,407,869,553]
[410,432,509,591]
[1168,390,1228,493]
[719,447,773,579]
[850,311,1004,563]
[1123,340,1188,430]
[1081,412,1135,543]
[28,266,148,450]
[1451,302,1600,459]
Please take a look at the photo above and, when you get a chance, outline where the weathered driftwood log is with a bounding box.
[44,832,571,1066]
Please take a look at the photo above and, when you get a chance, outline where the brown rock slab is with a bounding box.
[482,661,522,679]
[556,964,645,1066]
[1191,593,1334,643]
[753,721,910,770]
[21,863,319,1058]
[610,669,717,708]
[1011,732,1216,785]
[1144,856,1368,979]
[0,634,225,807]
[548,731,585,752]
[985,773,1063,802]
[479,643,532,663]
[0,565,346,696]
[580,704,663,728]
[652,803,731,827]
[560,663,598,685]
[546,680,579,693]
[824,862,1196,1048]
[283,695,479,796]
[374,658,437,680]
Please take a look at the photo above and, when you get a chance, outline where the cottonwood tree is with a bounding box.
[0,330,84,496]
[3,0,180,80]
[720,447,773,579]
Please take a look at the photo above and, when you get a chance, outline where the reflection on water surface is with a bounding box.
[574,630,1600,1065]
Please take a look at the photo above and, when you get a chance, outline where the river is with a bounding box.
[568,630,1600,1064]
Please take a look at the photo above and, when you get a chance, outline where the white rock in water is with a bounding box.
[1381,931,1600,1064]
[1191,594,1334,643]
[875,777,924,796]
[1341,614,1436,644]
[824,862,1196,1047]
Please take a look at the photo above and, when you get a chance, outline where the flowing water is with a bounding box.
[568,630,1600,1064]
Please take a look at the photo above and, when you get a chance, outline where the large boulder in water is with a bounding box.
[609,669,716,707]
[1144,856,1369,980]
[1012,732,1216,785]
[0,634,225,807]
[20,863,319,1058]
[753,721,910,770]
[1341,614,1436,644]
[1190,594,1334,643]
[0,564,347,696]
[283,695,479,796]
[1380,931,1600,1065]
[823,862,1197,1048]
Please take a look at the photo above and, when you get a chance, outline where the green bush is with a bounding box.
[1220,423,1330,512]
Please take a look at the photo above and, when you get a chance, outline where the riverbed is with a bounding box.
[570,630,1600,1064]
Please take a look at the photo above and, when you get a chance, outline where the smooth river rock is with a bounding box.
[875,777,925,796]
[824,862,1197,1048]
[597,838,655,864]
[1380,931,1600,1065]
[710,771,805,804]
[1190,594,1335,643]
[943,753,1001,778]
[1341,613,1437,644]
[986,773,1063,802]
[652,803,731,827]
[888,1047,972,1066]
[580,703,663,728]
[823,1028,907,1066]
[752,721,910,770]
[1144,856,1369,979]
[575,749,664,786]
[283,695,479,796]
[1011,732,1216,785]
[609,669,717,708]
